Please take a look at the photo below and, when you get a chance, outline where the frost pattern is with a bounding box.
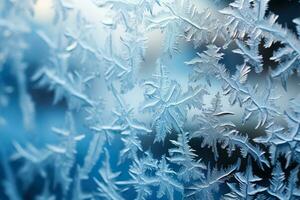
[0,0,300,199]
